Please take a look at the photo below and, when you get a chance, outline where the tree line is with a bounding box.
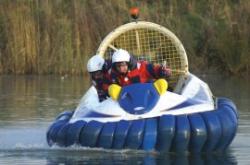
[0,0,249,76]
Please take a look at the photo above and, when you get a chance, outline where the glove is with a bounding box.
[160,66,171,78]
[102,60,112,72]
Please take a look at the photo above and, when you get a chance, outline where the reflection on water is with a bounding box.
[0,149,238,165]
[0,74,250,164]
[200,74,250,113]
[0,75,89,121]
[45,150,238,165]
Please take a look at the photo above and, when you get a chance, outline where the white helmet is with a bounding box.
[87,54,105,72]
[112,49,130,63]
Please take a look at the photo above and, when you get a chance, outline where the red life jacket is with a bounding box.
[111,61,161,86]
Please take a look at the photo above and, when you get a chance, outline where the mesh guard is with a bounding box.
[97,21,189,93]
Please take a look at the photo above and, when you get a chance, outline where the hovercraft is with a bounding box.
[46,19,238,153]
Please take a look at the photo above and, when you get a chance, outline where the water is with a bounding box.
[0,74,249,164]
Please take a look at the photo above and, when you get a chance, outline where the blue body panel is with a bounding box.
[66,120,87,146]
[98,122,116,149]
[217,97,238,117]
[79,120,103,147]
[141,118,157,151]
[201,111,222,152]
[56,123,71,146]
[118,83,159,115]
[188,114,207,153]
[113,120,131,149]
[55,110,74,120]
[171,115,190,153]
[222,106,238,147]
[215,107,237,152]
[156,115,175,152]
[46,82,238,153]
[47,110,74,146]
[47,120,68,146]
[126,119,145,149]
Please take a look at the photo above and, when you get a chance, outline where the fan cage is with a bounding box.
[97,21,188,93]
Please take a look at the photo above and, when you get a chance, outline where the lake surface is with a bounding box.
[0,74,249,164]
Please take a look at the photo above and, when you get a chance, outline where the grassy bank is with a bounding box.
[0,0,249,76]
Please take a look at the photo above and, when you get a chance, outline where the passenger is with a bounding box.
[110,49,171,86]
[87,54,111,102]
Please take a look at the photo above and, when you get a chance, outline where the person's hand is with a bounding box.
[160,66,171,77]
[102,60,112,72]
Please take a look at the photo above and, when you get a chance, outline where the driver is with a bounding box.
[87,54,111,102]
[110,49,171,86]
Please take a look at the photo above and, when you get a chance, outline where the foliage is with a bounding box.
[0,0,249,76]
